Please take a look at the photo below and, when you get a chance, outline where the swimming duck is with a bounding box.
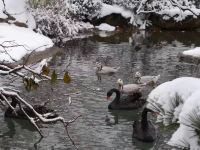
[107,88,145,110]
[132,107,157,142]
[135,72,160,85]
[96,62,120,74]
[117,78,145,94]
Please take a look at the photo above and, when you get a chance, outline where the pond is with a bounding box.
[1,30,200,150]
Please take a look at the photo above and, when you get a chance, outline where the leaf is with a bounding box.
[23,78,39,92]
[42,65,50,76]
[23,78,30,92]
[51,70,57,83]
[63,71,71,84]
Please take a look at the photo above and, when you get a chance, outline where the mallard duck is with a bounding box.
[117,79,145,94]
[135,72,160,85]
[96,62,119,74]
[107,88,145,110]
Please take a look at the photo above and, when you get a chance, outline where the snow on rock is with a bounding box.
[0,24,53,63]
[34,59,48,74]
[100,4,132,19]
[0,0,35,29]
[182,47,200,58]
[95,23,115,31]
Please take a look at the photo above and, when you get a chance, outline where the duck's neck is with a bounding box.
[112,89,121,103]
[100,65,103,70]
[141,108,151,130]
[119,84,123,90]
[135,77,141,84]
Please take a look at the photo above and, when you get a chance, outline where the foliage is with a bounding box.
[68,0,102,20]
[30,0,93,46]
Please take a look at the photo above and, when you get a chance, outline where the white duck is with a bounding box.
[96,62,120,74]
[134,72,160,85]
[117,78,145,95]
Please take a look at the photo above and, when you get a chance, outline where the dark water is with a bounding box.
[1,31,200,150]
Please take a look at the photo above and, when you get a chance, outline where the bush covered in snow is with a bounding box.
[30,0,93,46]
[68,0,102,21]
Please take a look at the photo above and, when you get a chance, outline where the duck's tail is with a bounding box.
[114,66,120,70]
[153,75,161,83]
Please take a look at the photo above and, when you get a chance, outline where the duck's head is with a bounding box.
[135,72,141,78]
[96,62,102,71]
[117,78,123,89]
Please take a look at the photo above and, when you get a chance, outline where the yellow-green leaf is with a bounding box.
[63,71,71,84]
[42,65,50,76]
[51,70,57,83]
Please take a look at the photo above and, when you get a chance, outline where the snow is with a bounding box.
[34,59,48,74]
[182,47,200,58]
[100,4,132,19]
[95,23,115,31]
[0,0,36,29]
[168,125,199,149]
[0,24,53,63]
[146,77,200,149]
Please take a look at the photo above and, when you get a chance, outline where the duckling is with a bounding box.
[117,79,145,95]
[135,72,160,85]
[96,62,120,74]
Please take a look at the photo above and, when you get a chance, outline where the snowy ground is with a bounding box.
[0,23,53,63]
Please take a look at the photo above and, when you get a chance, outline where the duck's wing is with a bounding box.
[103,66,118,72]
[141,75,160,84]
[123,84,141,93]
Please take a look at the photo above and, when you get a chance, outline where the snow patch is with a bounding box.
[95,23,115,31]
[100,4,132,19]
[0,24,53,63]
[183,47,200,58]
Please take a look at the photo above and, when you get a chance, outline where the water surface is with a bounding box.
[1,31,200,150]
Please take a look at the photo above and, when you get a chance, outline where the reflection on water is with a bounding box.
[1,31,200,149]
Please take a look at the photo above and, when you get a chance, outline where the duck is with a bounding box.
[96,62,120,74]
[132,107,157,142]
[106,88,145,110]
[134,72,160,85]
[117,78,145,95]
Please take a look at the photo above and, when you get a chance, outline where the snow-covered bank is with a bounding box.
[146,77,200,149]
[179,47,200,64]
[0,24,53,63]
[183,47,200,58]
[100,4,132,19]
[0,0,35,29]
